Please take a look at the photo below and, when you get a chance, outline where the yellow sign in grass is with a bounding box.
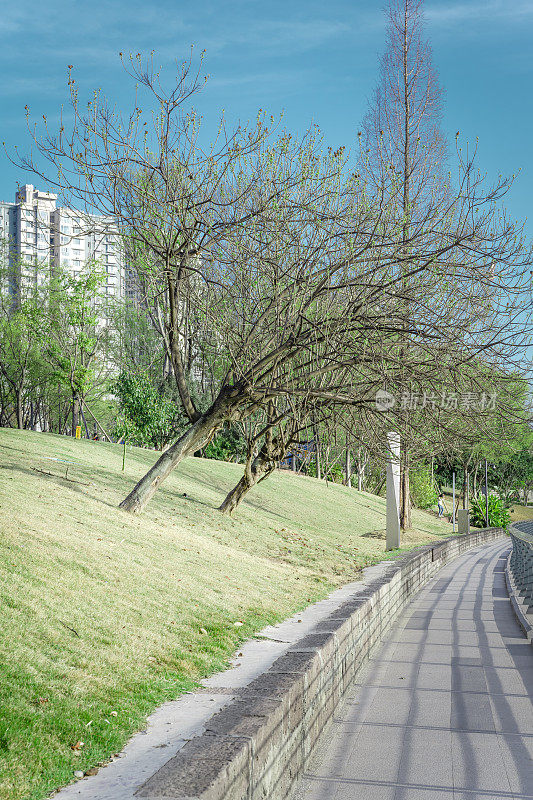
[75,426,81,439]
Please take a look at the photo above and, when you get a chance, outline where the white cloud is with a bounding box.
[0,77,57,97]
[194,19,348,57]
[0,7,35,34]
[426,0,533,25]
[207,67,314,94]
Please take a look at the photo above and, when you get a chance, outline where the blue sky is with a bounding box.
[1,0,532,240]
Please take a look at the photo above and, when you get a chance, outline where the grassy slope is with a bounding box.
[0,429,451,800]
[509,503,533,522]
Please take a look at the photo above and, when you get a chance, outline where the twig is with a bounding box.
[31,467,91,486]
[59,620,80,637]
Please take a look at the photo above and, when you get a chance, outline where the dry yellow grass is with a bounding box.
[0,428,452,800]
[508,503,533,523]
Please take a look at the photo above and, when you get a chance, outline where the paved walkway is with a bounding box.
[297,540,533,800]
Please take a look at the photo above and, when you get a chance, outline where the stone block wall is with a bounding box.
[137,528,505,800]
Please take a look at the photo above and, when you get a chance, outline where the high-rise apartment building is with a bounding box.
[0,200,17,298]
[0,184,126,313]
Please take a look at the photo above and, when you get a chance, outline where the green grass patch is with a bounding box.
[0,428,452,800]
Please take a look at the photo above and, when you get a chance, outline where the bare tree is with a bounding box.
[45,265,110,436]
[14,55,385,511]
[13,52,532,516]
[217,403,300,516]
[217,389,339,515]
[360,0,448,529]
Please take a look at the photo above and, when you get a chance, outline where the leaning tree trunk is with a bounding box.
[218,462,275,516]
[218,428,291,516]
[218,474,251,515]
[120,390,245,513]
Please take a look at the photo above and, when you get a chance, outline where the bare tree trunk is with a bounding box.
[120,391,244,512]
[313,425,321,480]
[218,473,254,515]
[397,2,411,533]
[462,467,470,509]
[218,461,275,515]
[15,391,24,429]
[120,415,221,511]
[344,449,351,486]
[162,351,172,381]
[166,269,201,424]
[356,448,366,492]
[324,445,330,483]
[375,475,386,497]
[81,399,112,442]
[218,425,290,515]
[400,459,411,530]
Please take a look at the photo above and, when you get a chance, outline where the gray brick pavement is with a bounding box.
[297,541,533,800]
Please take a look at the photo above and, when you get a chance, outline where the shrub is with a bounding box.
[410,466,438,509]
[204,426,246,462]
[307,459,344,482]
[470,493,511,530]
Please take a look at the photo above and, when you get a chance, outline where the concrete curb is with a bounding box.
[505,548,533,644]
[53,563,400,800]
[131,528,505,800]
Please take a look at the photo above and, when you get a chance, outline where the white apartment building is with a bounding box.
[0,199,18,298]
[0,184,126,314]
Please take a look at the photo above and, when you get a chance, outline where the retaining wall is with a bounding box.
[136,527,506,800]
[505,524,533,644]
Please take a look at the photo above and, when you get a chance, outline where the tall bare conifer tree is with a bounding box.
[361,0,448,529]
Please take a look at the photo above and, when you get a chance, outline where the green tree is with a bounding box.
[44,266,109,436]
[0,263,49,429]
[513,446,533,505]
[410,466,438,510]
[113,371,180,449]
